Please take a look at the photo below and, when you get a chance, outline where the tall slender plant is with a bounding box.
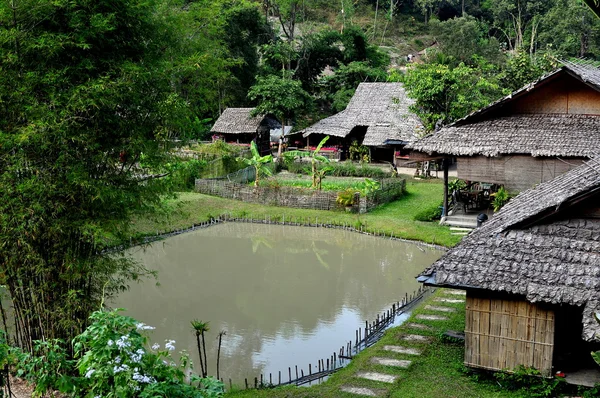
[191,320,210,378]
[237,141,273,187]
[285,136,332,190]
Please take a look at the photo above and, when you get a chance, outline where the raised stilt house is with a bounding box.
[407,61,600,217]
[302,83,424,163]
[418,156,600,385]
[210,108,281,156]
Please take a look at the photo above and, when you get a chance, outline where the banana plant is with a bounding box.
[285,136,332,190]
[238,141,273,187]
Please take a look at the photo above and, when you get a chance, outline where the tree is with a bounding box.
[403,61,506,130]
[248,74,311,158]
[0,0,188,350]
[238,141,274,187]
[431,16,503,65]
[538,0,600,58]
[484,0,552,52]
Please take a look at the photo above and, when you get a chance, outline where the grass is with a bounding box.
[223,289,522,398]
[131,174,462,247]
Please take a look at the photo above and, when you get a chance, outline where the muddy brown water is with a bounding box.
[113,223,443,386]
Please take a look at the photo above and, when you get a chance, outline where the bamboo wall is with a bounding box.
[465,294,555,377]
[457,155,585,192]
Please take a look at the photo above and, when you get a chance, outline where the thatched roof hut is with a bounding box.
[408,62,600,158]
[210,108,280,135]
[303,83,424,147]
[418,156,600,379]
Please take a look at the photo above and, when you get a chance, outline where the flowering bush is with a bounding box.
[72,309,224,398]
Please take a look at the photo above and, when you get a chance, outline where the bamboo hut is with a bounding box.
[418,156,600,384]
[210,108,280,155]
[302,83,424,163]
[407,61,600,217]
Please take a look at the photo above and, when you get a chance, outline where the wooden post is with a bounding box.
[443,158,449,217]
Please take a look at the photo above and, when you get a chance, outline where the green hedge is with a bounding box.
[286,160,388,178]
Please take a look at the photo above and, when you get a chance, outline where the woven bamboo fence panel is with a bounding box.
[195,178,406,213]
[465,295,555,377]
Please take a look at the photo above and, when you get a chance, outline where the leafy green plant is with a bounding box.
[494,365,565,397]
[73,309,224,398]
[336,188,358,207]
[448,179,467,193]
[285,136,333,190]
[414,203,443,221]
[237,141,273,187]
[13,339,76,396]
[349,140,369,162]
[491,186,511,212]
[359,178,380,196]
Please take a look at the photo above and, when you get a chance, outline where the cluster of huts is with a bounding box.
[410,60,600,385]
[210,82,423,163]
[211,60,600,384]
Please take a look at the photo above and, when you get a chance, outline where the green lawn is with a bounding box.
[224,289,522,398]
[131,175,462,247]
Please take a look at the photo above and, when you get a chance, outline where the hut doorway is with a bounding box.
[369,146,395,164]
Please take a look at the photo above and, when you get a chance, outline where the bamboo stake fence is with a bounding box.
[219,284,432,391]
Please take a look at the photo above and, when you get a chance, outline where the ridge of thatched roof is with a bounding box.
[303,83,424,146]
[418,155,600,341]
[408,62,600,157]
[211,108,280,134]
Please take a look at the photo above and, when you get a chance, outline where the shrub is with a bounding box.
[414,203,443,221]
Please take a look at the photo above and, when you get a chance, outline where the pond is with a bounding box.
[113,223,443,385]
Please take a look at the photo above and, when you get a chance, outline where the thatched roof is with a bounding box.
[211,108,280,134]
[418,156,600,341]
[303,83,424,146]
[408,62,600,157]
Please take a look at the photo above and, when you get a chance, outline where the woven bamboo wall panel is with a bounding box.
[465,295,555,377]
[458,156,584,192]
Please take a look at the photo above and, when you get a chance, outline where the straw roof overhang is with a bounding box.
[407,62,600,157]
[418,156,600,341]
[303,83,423,146]
[211,108,280,135]
[409,114,600,157]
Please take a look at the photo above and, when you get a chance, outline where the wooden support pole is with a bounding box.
[443,158,449,217]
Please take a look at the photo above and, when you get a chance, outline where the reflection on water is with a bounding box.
[113,223,442,384]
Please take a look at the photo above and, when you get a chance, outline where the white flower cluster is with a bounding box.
[113,363,130,374]
[130,348,145,364]
[116,335,131,349]
[132,368,156,384]
[136,322,156,331]
[165,339,176,351]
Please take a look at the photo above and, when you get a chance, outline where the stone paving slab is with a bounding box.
[355,372,398,384]
[401,334,432,342]
[404,322,433,331]
[416,314,449,321]
[425,305,456,313]
[434,297,465,303]
[444,289,466,296]
[340,386,382,396]
[370,357,412,368]
[382,345,421,355]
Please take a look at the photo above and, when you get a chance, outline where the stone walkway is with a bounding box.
[338,289,465,396]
